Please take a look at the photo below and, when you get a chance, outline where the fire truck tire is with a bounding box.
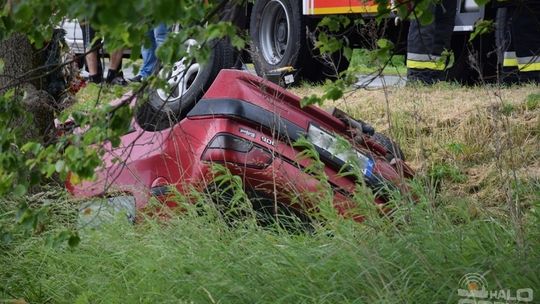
[250,0,308,80]
[136,39,236,131]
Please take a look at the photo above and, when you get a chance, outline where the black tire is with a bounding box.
[136,39,236,131]
[372,132,405,161]
[250,0,349,83]
[250,0,308,80]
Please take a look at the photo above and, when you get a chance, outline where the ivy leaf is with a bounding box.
[376,38,394,50]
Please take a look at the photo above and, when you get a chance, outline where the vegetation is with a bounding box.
[349,49,406,76]
[1,84,539,303]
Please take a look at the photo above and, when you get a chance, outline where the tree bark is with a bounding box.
[0,33,57,142]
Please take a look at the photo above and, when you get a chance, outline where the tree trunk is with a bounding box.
[0,33,59,142]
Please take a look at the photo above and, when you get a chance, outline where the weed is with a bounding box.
[524,93,540,111]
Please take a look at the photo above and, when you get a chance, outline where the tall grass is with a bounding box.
[1,177,538,303]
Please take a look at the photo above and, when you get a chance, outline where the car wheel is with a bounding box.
[136,39,236,131]
[371,132,405,161]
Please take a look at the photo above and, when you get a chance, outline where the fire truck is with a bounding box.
[240,0,498,83]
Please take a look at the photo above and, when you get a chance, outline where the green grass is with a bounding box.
[62,82,135,117]
[1,187,539,303]
[348,49,406,76]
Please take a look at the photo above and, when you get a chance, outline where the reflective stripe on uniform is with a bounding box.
[503,52,518,67]
[407,53,441,61]
[406,53,445,70]
[517,55,540,72]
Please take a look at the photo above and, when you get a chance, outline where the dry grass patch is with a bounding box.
[292,83,540,215]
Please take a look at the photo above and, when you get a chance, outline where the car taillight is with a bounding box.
[202,133,273,169]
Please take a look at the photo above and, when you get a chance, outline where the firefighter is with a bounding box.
[511,2,540,83]
[406,0,457,84]
[496,6,520,84]
[497,1,540,84]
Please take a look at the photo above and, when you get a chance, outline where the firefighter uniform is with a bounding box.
[512,2,540,82]
[406,0,457,84]
[496,7,520,83]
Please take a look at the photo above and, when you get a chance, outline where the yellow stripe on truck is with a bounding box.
[311,5,379,14]
[406,59,446,70]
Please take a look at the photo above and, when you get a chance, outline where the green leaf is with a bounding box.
[469,20,494,42]
[318,16,341,32]
[343,47,353,61]
[55,160,65,173]
[418,10,434,26]
[231,36,245,50]
[52,230,71,248]
[301,95,323,107]
[21,142,42,155]
[322,83,344,101]
[68,233,81,248]
[441,49,455,70]
[376,38,394,50]
[13,184,26,197]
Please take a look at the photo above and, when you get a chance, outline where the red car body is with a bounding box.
[67,70,413,222]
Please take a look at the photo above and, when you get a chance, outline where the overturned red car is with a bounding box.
[67,70,413,225]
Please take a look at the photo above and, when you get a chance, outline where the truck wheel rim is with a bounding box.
[259,0,290,65]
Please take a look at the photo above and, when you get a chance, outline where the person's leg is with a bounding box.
[406,0,456,84]
[149,23,168,74]
[513,3,540,83]
[106,49,127,85]
[496,7,520,84]
[131,24,169,82]
[108,49,123,70]
[81,23,103,83]
[154,23,168,48]
[137,29,158,79]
